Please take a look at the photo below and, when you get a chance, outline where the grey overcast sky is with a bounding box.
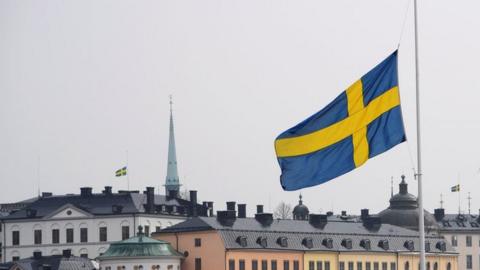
[1,0,480,216]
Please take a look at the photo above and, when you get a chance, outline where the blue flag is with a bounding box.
[275,51,406,191]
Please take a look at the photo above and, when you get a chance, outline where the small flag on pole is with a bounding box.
[275,51,406,191]
[115,166,127,177]
[451,184,460,192]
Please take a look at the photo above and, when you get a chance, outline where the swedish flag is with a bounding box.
[451,185,460,192]
[115,166,127,177]
[275,51,406,191]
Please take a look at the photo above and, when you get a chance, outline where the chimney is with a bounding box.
[217,210,236,226]
[361,209,369,220]
[146,187,155,214]
[309,214,328,229]
[255,213,273,227]
[33,251,42,260]
[227,201,236,211]
[207,202,214,217]
[190,190,198,204]
[363,216,382,231]
[256,205,264,214]
[434,208,445,221]
[62,249,71,258]
[80,187,92,197]
[41,192,52,198]
[238,204,247,218]
[103,186,112,195]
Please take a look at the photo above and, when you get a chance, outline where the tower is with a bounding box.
[165,96,181,197]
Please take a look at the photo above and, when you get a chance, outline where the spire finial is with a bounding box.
[391,176,394,198]
[299,193,303,205]
[169,94,173,114]
[468,192,472,215]
[440,193,444,209]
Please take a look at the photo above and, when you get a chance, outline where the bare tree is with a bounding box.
[273,201,293,219]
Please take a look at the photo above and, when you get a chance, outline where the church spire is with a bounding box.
[165,95,180,196]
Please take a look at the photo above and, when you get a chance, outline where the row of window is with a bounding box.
[225,259,301,270]
[12,226,112,246]
[450,235,480,247]
[102,265,178,270]
[339,262,395,270]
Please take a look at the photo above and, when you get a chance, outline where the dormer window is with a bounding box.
[360,239,371,250]
[302,237,313,249]
[236,236,248,247]
[161,205,167,212]
[404,240,414,251]
[341,238,352,249]
[256,237,267,248]
[322,238,333,249]
[436,241,446,252]
[378,240,389,250]
[277,237,288,247]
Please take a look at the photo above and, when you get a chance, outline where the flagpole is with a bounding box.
[413,0,426,270]
[126,150,130,191]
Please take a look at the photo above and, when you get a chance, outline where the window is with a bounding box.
[105,267,111,270]
[466,255,472,269]
[34,230,42,245]
[195,238,202,247]
[340,262,345,270]
[80,253,88,258]
[433,262,437,270]
[357,262,363,270]
[80,228,88,243]
[374,262,379,270]
[366,262,371,270]
[66,228,74,243]
[390,262,396,270]
[156,226,161,232]
[252,260,258,270]
[52,229,59,244]
[451,235,458,246]
[12,230,19,245]
[466,235,472,247]
[446,263,451,270]
[144,226,150,236]
[99,227,107,242]
[229,259,235,270]
[382,262,387,270]
[318,261,323,270]
[271,260,277,270]
[195,258,202,270]
[239,260,245,270]
[122,226,129,240]
[284,260,290,270]
[349,262,354,270]
[262,260,268,270]
[404,262,409,270]
[426,262,430,270]
[310,261,315,270]
[294,261,300,270]
[325,261,330,270]
[12,256,19,261]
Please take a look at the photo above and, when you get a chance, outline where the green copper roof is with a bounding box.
[99,228,183,259]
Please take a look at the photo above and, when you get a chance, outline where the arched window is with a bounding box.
[404,262,409,270]
[426,262,430,270]
[447,263,451,270]
[433,262,437,270]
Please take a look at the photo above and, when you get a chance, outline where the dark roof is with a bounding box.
[1,192,207,220]
[154,217,455,254]
[0,255,95,270]
[436,213,480,232]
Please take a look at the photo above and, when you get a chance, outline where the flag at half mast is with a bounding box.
[275,51,406,191]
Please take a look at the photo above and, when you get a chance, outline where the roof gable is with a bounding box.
[44,204,93,219]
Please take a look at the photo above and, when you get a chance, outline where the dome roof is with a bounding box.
[378,176,438,232]
[98,226,184,259]
[293,195,309,220]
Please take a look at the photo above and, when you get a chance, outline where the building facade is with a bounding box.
[0,186,209,263]
[153,202,458,270]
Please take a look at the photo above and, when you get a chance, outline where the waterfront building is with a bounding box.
[98,226,183,270]
[152,202,458,270]
[0,249,96,270]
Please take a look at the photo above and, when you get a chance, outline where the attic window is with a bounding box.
[442,221,451,227]
[436,241,446,252]
[161,205,167,212]
[236,236,247,247]
[360,239,371,250]
[277,237,288,248]
[341,238,353,249]
[256,237,267,248]
[425,242,431,252]
[322,238,333,249]
[378,240,389,250]
[404,240,414,251]
[456,221,466,227]
[471,222,479,227]
[302,237,313,249]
